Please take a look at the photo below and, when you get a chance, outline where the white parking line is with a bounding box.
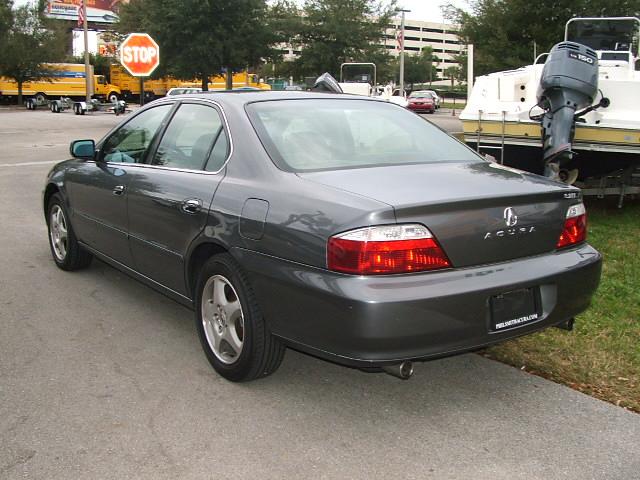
[0,160,59,167]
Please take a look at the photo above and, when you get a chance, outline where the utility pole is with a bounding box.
[82,0,91,105]
[398,9,410,94]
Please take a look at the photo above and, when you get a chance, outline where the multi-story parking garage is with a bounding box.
[382,19,464,77]
[278,18,465,81]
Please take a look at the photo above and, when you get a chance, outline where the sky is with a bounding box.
[396,0,470,23]
[16,0,471,24]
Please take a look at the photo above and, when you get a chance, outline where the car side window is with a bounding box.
[152,103,225,171]
[101,104,172,164]
[205,128,229,172]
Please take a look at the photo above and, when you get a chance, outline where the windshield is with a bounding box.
[247,99,480,172]
[567,19,637,53]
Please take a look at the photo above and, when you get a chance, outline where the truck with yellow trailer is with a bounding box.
[0,63,121,104]
[108,64,271,101]
[109,64,168,101]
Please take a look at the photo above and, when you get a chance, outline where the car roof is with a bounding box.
[173,90,380,107]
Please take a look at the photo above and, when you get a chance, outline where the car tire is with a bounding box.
[47,193,92,271]
[195,253,285,382]
[108,92,119,103]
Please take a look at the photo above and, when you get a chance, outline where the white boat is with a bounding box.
[460,17,640,201]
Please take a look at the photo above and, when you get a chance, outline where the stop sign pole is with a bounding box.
[119,33,160,106]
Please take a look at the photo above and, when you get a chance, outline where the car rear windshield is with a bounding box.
[246,99,480,172]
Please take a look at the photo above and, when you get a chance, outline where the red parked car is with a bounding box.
[407,91,436,114]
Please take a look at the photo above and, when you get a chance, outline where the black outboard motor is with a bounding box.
[312,72,343,93]
[536,42,599,181]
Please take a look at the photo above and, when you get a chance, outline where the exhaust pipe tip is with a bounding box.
[555,318,575,331]
[382,361,414,380]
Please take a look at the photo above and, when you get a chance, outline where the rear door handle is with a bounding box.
[181,198,202,214]
[113,185,125,195]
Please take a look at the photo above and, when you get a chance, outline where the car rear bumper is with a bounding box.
[408,104,435,112]
[234,244,602,367]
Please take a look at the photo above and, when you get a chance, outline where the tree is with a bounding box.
[445,0,640,76]
[118,0,285,90]
[402,47,439,87]
[0,4,65,104]
[368,49,396,84]
[0,0,12,41]
[292,0,398,78]
[444,66,459,89]
[452,52,467,84]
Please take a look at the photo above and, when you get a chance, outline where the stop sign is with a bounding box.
[120,33,160,77]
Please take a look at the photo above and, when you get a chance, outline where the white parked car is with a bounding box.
[422,90,441,108]
[166,87,202,96]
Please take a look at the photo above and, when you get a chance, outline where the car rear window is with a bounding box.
[246,99,479,172]
[409,92,433,98]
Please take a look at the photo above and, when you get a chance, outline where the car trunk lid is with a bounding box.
[298,161,578,267]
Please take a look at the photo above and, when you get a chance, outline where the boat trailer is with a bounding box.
[25,96,128,115]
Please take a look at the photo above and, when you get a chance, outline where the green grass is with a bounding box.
[440,101,467,109]
[484,198,640,412]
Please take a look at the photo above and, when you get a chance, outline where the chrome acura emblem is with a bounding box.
[504,207,518,227]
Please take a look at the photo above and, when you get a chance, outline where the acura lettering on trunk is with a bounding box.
[43,92,602,382]
[484,225,536,240]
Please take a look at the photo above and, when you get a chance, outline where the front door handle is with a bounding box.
[113,185,125,196]
[181,198,202,214]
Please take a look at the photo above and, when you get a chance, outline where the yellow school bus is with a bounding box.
[0,63,121,103]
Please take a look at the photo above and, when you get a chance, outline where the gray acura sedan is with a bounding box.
[44,91,602,381]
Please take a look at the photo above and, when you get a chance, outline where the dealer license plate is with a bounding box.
[490,288,540,332]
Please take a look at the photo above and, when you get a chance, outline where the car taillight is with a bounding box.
[557,203,587,249]
[327,224,451,275]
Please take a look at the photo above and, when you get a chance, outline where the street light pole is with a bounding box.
[398,8,410,94]
[429,59,433,87]
[82,0,91,105]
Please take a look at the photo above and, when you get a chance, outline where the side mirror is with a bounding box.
[70,139,95,159]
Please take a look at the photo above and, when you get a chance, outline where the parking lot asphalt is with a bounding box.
[1,108,639,480]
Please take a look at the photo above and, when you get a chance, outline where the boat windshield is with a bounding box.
[566,18,638,54]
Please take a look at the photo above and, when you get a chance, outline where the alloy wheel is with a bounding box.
[201,275,245,364]
[49,205,68,261]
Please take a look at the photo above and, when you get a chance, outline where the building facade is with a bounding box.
[382,19,464,77]
[277,17,465,81]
